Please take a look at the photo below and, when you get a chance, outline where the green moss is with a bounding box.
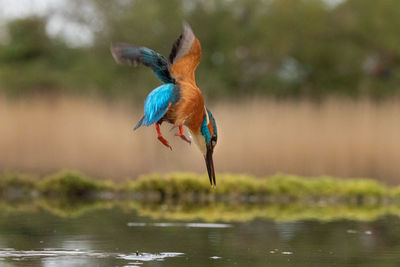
[132,172,393,204]
[39,170,110,198]
[130,173,212,200]
[0,172,36,198]
[0,171,398,205]
[0,171,398,222]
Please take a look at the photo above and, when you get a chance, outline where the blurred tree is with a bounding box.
[333,0,400,97]
[1,0,400,100]
[0,17,50,61]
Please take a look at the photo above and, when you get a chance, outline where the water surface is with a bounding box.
[0,204,399,266]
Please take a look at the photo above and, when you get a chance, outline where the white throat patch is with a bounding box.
[191,130,207,155]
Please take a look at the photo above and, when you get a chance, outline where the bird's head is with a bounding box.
[191,108,218,186]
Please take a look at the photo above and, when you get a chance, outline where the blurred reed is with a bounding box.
[0,96,399,183]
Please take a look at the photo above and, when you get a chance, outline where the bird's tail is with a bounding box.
[133,116,145,131]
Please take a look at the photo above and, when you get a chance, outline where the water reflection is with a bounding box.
[0,202,399,266]
[127,222,232,228]
[2,199,400,222]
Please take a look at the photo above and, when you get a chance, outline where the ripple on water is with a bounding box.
[186,223,232,228]
[0,249,184,264]
[117,252,184,261]
[0,249,108,259]
[210,256,222,259]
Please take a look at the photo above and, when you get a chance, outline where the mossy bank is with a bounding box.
[1,171,399,205]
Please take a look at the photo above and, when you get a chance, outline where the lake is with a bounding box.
[0,202,399,266]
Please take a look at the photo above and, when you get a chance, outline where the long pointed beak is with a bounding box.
[205,148,216,186]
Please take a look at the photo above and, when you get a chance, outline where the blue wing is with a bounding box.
[134,83,179,130]
[111,43,174,84]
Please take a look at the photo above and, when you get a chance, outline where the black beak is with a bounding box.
[205,147,216,186]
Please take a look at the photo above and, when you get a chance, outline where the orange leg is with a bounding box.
[175,125,191,144]
[155,124,172,150]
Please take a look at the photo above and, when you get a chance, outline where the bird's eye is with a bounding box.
[211,135,217,147]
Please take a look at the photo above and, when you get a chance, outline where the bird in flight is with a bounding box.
[110,22,218,186]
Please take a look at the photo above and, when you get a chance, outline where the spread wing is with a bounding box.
[111,43,174,84]
[134,83,179,130]
[168,22,201,83]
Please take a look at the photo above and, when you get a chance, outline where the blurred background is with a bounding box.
[0,0,399,183]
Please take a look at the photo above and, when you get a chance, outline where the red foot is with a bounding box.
[155,124,172,150]
[175,126,191,144]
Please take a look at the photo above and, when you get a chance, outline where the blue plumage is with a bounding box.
[200,109,217,146]
[111,23,218,186]
[200,117,211,145]
[134,83,179,130]
[139,47,174,84]
[111,44,174,84]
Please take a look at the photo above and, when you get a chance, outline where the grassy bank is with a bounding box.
[1,170,400,222]
[1,170,400,204]
[131,173,392,204]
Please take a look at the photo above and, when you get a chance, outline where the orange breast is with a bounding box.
[165,80,205,133]
[167,36,204,132]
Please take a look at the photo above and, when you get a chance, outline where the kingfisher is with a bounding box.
[111,22,218,186]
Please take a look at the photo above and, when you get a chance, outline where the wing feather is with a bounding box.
[168,22,201,82]
[111,43,174,84]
